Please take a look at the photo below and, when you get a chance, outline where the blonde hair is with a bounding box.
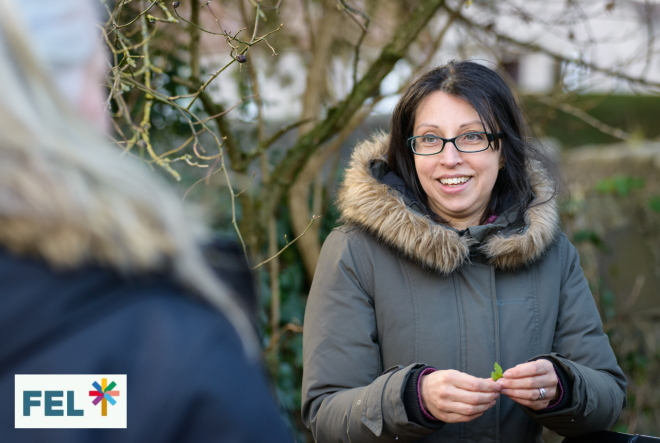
[0,0,257,355]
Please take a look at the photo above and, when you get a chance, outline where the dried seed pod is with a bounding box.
[236,54,247,63]
[172,1,180,8]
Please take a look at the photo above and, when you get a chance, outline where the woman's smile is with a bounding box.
[437,175,472,192]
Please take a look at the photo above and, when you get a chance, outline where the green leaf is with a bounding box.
[491,362,503,381]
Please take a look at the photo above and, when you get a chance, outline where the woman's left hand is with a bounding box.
[497,359,560,410]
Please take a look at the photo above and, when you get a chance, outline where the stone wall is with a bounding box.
[546,143,660,439]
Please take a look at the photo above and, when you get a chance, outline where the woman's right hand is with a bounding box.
[419,370,501,423]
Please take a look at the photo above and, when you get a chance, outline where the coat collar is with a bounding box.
[336,133,560,274]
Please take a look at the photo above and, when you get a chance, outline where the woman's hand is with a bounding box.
[498,359,559,410]
[419,370,501,423]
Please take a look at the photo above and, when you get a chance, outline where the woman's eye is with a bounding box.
[422,136,439,144]
[463,133,485,142]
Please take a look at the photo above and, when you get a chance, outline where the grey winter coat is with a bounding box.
[301,135,626,443]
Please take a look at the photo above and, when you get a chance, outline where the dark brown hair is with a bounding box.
[387,60,557,226]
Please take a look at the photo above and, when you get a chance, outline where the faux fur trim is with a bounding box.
[0,148,176,271]
[336,133,560,274]
[0,217,175,271]
[478,163,559,271]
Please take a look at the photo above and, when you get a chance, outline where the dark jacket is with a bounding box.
[301,135,627,443]
[0,244,292,443]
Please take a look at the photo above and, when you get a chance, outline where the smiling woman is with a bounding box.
[301,61,627,443]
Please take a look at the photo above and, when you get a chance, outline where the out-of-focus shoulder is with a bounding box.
[331,224,357,235]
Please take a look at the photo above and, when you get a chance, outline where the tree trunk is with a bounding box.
[288,0,340,281]
[289,107,372,281]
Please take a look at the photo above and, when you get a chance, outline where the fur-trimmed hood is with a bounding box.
[336,133,560,274]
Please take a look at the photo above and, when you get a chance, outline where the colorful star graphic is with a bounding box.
[89,378,120,416]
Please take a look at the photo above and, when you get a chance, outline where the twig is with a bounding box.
[202,0,223,31]
[151,134,196,161]
[626,274,646,312]
[113,0,159,30]
[235,172,257,197]
[261,0,284,12]
[174,8,228,36]
[262,323,304,355]
[185,23,283,110]
[352,20,369,87]
[337,0,369,33]
[193,95,258,124]
[182,166,225,201]
[263,38,278,56]
[250,1,262,43]
[254,118,315,156]
[252,215,322,269]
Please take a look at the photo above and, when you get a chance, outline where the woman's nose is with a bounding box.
[439,142,464,167]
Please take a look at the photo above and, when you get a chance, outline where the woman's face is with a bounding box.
[412,91,502,228]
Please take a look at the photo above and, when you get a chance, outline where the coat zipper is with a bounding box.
[490,267,501,443]
[452,274,467,443]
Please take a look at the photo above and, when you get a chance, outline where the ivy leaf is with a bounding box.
[491,362,503,381]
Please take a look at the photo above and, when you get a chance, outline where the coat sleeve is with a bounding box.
[301,228,441,442]
[523,235,627,436]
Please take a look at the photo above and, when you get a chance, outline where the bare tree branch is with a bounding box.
[190,0,201,78]
[258,0,448,224]
[193,94,257,124]
[113,0,159,30]
[532,95,632,141]
[252,216,323,269]
[448,3,660,91]
[262,323,303,356]
[252,118,315,158]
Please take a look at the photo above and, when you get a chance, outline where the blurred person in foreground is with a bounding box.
[0,1,292,442]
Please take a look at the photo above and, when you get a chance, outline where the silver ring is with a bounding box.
[538,387,546,400]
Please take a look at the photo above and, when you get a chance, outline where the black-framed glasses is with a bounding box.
[408,131,505,155]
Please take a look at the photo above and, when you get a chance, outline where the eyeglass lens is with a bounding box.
[412,133,490,154]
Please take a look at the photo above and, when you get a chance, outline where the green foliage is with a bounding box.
[595,175,645,196]
[491,362,503,381]
[649,196,660,214]
[559,197,583,217]
[573,230,608,252]
[612,423,629,433]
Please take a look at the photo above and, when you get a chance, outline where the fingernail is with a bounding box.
[490,400,496,406]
